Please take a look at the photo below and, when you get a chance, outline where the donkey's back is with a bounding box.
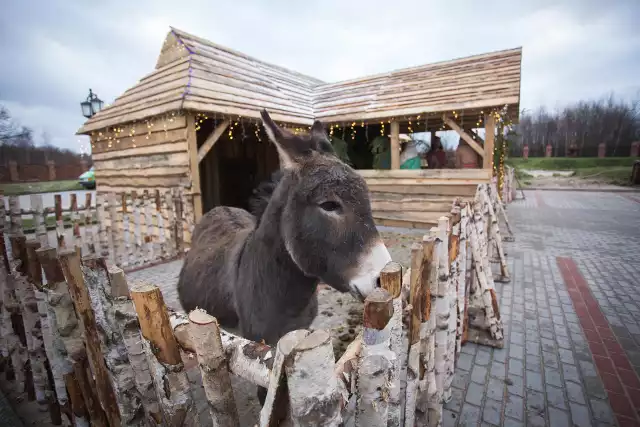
[177,206,255,328]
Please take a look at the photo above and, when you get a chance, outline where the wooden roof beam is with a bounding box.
[197,119,230,163]
[442,114,484,158]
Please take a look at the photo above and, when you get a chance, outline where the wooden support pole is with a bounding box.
[197,119,230,163]
[390,120,400,169]
[70,194,82,256]
[483,113,496,170]
[84,193,95,255]
[186,113,203,223]
[443,115,484,158]
[356,288,394,427]
[189,309,240,427]
[30,194,48,247]
[58,249,122,427]
[54,195,65,249]
[129,281,197,426]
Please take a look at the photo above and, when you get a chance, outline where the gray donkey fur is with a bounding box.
[177,109,391,348]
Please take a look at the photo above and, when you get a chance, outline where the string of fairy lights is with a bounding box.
[89,105,514,196]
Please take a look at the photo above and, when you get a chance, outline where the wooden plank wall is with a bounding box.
[358,169,492,229]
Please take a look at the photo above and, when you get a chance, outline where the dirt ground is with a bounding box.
[521,170,636,191]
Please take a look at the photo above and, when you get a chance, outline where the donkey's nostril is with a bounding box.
[375,276,381,288]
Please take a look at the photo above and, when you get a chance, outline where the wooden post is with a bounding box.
[37,246,91,427]
[390,120,400,169]
[96,193,110,259]
[30,194,48,247]
[132,191,142,266]
[54,195,65,249]
[173,188,184,253]
[356,288,394,427]
[483,113,496,170]
[143,190,154,262]
[109,267,163,425]
[189,309,240,427]
[186,113,203,222]
[164,190,177,259]
[9,234,37,402]
[84,193,95,255]
[129,281,197,426]
[121,193,131,268]
[9,195,22,233]
[0,191,11,380]
[107,193,122,266]
[70,194,82,256]
[259,329,310,427]
[58,249,122,427]
[378,261,404,426]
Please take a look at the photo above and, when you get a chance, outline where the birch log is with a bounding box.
[188,309,240,427]
[416,235,438,426]
[9,195,22,234]
[129,281,197,426]
[70,194,82,256]
[39,246,102,427]
[356,288,394,427]
[132,192,142,265]
[30,194,48,247]
[108,193,122,266]
[110,267,163,425]
[403,242,424,427]
[58,249,122,427]
[456,204,469,355]
[468,209,504,342]
[23,240,50,406]
[84,193,95,255]
[171,312,273,389]
[259,329,310,427]
[54,195,66,249]
[121,194,131,268]
[286,330,342,427]
[0,192,13,379]
[96,193,110,259]
[443,214,460,402]
[82,256,146,425]
[378,261,404,427]
[482,187,510,282]
[10,234,37,401]
[434,216,451,413]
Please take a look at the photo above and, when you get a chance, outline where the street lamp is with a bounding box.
[80,88,104,119]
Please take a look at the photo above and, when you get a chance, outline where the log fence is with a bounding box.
[0,182,512,426]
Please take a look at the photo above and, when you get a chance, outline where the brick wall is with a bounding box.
[0,160,90,183]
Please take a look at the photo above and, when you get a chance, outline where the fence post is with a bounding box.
[378,261,404,426]
[30,194,48,247]
[129,281,198,426]
[84,193,95,254]
[356,288,394,427]
[70,194,82,256]
[109,266,163,425]
[188,309,240,427]
[0,191,14,381]
[54,195,66,249]
[9,234,36,401]
[37,246,93,427]
[58,249,122,427]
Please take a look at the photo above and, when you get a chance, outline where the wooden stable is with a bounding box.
[77,27,522,254]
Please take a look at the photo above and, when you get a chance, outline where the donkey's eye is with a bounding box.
[319,201,341,212]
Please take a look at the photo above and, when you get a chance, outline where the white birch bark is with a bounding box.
[456,205,470,355]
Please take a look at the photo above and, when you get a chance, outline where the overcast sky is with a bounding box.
[1,0,638,152]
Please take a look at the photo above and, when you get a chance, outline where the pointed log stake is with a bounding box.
[378,261,404,426]
[188,309,240,427]
[285,330,342,427]
[58,249,122,427]
[82,256,146,426]
[129,281,197,426]
[109,267,163,426]
[37,246,95,427]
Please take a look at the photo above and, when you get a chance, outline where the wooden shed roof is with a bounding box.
[78,28,522,134]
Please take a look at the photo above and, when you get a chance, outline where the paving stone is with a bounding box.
[545,384,568,410]
[471,365,488,384]
[548,406,570,427]
[482,399,502,426]
[508,358,524,377]
[503,419,525,427]
[562,363,581,384]
[543,366,563,388]
[457,352,474,371]
[490,361,506,380]
[506,374,525,397]
[589,398,615,424]
[526,411,547,427]
[465,382,484,407]
[452,369,471,390]
[442,409,458,427]
[504,394,524,421]
[444,387,464,413]
[475,349,491,366]
[565,381,586,404]
[526,389,546,414]
[525,370,544,392]
[458,403,482,427]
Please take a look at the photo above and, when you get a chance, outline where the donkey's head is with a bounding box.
[260,109,392,301]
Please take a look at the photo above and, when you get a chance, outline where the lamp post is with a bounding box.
[80,88,104,118]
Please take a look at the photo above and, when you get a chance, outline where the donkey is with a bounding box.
[177,110,391,400]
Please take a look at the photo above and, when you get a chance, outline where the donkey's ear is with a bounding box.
[310,120,326,139]
[260,109,308,169]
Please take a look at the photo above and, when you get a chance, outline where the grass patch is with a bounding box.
[507,157,639,171]
[572,166,634,186]
[0,180,85,196]
[17,214,97,233]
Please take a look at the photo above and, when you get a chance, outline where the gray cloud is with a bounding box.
[1,0,638,152]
